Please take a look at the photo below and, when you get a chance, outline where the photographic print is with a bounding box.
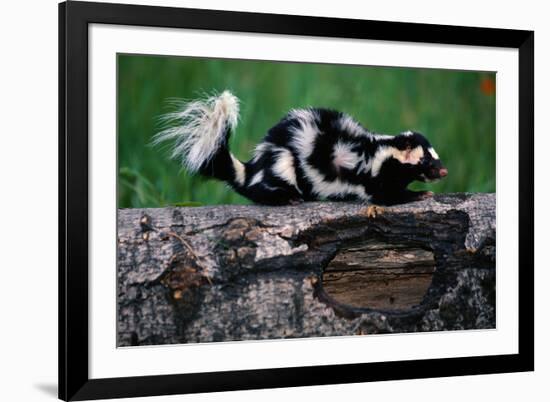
[60,2,533,399]
[116,54,496,347]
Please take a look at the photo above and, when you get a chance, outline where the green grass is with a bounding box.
[118,54,496,208]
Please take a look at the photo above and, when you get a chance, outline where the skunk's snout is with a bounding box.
[422,162,447,181]
[429,166,447,179]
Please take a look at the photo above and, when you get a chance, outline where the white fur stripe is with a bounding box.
[428,147,440,160]
[371,145,424,177]
[303,163,369,200]
[406,146,424,164]
[252,142,272,163]
[231,154,246,186]
[332,141,361,171]
[337,115,368,137]
[289,109,319,160]
[248,170,264,187]
[357,157,373,175]
[272,148,299,189]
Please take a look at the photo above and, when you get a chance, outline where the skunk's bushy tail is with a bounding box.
[153,90,246,187]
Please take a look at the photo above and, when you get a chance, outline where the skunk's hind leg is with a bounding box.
[241,182,303,206]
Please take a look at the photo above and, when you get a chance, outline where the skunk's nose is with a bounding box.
[439,168,448,177]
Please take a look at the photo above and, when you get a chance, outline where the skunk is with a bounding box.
[154,90,448,206]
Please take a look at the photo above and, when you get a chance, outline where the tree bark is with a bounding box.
[117,193,495,346]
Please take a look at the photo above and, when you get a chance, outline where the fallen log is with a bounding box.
[117,193,495,346]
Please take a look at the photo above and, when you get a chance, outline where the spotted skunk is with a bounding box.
[154,90,447,206]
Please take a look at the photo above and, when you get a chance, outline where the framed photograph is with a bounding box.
[59,0,534,400]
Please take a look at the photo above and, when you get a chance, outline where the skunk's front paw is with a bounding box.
[288,198,304,206]
[417,191,434,200]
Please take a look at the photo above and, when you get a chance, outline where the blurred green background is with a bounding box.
[118,54,496,208]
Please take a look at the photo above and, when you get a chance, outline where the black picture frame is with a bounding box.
[59,1,534,400]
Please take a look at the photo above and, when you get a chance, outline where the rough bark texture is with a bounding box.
[117,193,495,346]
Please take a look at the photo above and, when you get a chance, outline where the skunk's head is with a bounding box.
[399,131,447,182]
[372,131,447,184]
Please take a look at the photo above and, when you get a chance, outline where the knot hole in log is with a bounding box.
[321,239,436,311]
